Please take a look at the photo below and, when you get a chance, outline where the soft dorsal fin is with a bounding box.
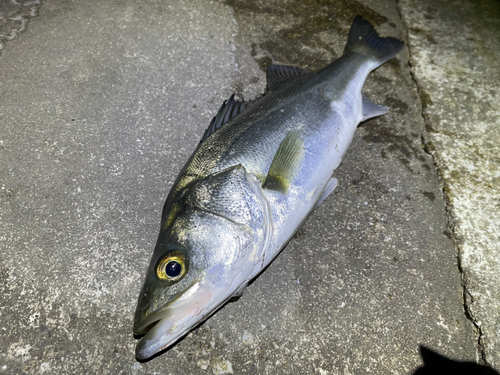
[202,93,265,140]
[263,130,304,193]
[266,65,309,90]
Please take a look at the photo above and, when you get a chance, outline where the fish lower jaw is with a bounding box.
[134,278,251,359]
[135,317,176,360]
[135,314,199,360]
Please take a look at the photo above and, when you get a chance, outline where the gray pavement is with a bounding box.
[399,0,500,368]
[0,0,497,374]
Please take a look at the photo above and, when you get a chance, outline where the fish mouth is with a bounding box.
[135,315,186,360]
[134,306,170,337]
[134,280,221,360]
[134,315,163,337]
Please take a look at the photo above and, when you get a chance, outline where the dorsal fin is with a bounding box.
[266,65,309,90]
[202,93,265,140]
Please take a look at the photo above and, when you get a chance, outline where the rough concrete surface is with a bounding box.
[0,0,495,373]
[398,0,500,368]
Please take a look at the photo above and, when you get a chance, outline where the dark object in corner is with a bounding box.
[413,346,499,375]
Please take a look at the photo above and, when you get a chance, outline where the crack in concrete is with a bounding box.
[393,0,487,365]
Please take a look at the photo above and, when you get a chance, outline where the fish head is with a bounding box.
[133,165,271,359]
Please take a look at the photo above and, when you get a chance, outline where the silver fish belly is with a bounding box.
[133,16,404,359]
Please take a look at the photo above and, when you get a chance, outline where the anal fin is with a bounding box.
[263,130,304,194]
[362,94,389,122]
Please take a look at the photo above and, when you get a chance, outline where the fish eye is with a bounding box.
[156,252,186,281]
[165,261,181,277]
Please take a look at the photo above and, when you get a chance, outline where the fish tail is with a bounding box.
[344,16,404,68]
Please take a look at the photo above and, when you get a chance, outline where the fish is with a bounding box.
[133,16,404,360]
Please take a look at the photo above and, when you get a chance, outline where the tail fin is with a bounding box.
[344,16,404,68]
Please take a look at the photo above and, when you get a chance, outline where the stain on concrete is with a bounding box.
[422,191,436,201]
[225,0,389,71]
[0,0,42,56]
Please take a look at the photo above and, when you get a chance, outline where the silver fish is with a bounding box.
[133,16,404,359]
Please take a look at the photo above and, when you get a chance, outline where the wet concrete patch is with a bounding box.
[226,0,389,71]
[0,0,42,56]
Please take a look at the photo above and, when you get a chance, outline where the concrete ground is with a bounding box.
[0,0,498,374]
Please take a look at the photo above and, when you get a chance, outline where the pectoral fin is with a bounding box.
[264,130,304,194]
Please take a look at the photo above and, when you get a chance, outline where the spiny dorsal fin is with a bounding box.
[263,130,304,193]
[202,93,265,140]
[266,65,309,90]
